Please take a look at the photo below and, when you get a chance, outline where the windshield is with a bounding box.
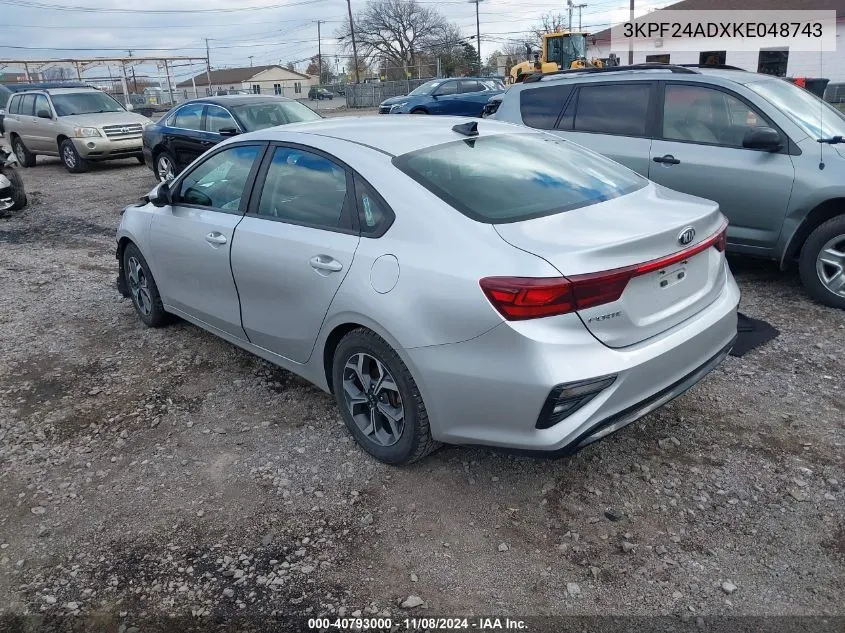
[232,100,321,130]
[51,91,124,116]
[393,133,646,223]
[748,78,845,140]
[547,34,587,68]
[409,80,445,96]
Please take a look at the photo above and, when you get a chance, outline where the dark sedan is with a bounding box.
[142,95,322,182]
[378,78,504,117]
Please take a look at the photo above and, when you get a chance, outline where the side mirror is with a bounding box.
[149,182,172,207]
[37,109,52,119]
[743,126,782,152]
[218,127,240,137]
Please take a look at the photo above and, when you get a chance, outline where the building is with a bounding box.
[175,65,316,100]
[587,0,845,82]
[0,71,43,83]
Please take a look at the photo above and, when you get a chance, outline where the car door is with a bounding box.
[429,80,460,114]
[149,143,266,338]
[30,94,57,153]
[14,94,37,147]
[231,144,361,363]
[649,82,795,251]
[168,103,215,171]
[553,81,655,176]
[452,80,492,117]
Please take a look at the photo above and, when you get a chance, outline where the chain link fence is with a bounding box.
[344,79,432,108]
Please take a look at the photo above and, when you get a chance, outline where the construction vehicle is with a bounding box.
[508,28,605,83]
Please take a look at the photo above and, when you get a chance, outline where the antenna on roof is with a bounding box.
[452,121,479,136]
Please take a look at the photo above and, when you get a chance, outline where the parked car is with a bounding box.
[490,64,845,308]
[142,95,322,182]
[116,117,739,464]
[308,87,334,101]
[379,78,504,116]
[0,84,11,135]
[3,86,152,173]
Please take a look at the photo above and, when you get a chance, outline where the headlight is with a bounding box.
[390,102,408,112]
[73,127,102,138]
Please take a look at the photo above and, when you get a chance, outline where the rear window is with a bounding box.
[572,83,652,136]
[392,133,646,223]
[520,85,573,129]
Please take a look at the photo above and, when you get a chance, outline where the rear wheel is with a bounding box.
[12,137,36,168]
[60,139,88,173]
[332,329,438,465]
[800,215,845,309]
[154,150,176,182]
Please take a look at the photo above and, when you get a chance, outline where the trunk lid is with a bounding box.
[494,183,728,348]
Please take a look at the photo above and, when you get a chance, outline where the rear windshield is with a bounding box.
[392,133,646,223]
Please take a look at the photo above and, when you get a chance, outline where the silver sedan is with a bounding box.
[116,116,739,464]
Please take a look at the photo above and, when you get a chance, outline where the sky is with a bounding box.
[0,0,672,83]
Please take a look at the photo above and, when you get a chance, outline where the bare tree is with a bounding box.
[531,12,568,42]
[336,0,455,75]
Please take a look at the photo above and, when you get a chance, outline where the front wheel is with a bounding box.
[799,215,845,309]
[60,139,88,173]
[0,168,27,212]
[122,243,169,327]
[332,329,438,465]
[410,108,427,115]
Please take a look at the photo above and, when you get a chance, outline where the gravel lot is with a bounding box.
[0,125,843,632]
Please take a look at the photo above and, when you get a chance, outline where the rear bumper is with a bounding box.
[405,270,740,452]
[73,136,142,160]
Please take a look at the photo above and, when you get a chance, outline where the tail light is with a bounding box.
[480,220,729,321]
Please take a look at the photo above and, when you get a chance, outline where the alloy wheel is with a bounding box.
[342,353,405,447]
[816,234,845,297]
[156,155,174,182]
[62,145,76,169]
[126,256,153,316]
[14,142,26,165]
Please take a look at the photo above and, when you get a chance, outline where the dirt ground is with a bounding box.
[0,131,843,632]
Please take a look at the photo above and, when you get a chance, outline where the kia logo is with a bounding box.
[678,227,696,246]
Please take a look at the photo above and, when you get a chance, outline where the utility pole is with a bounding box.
[567,0,574,30]
[346,0,360,83]
[248,55,254,67]
[127,49,138,93]
[205,38,213,92]
[628,0,634,64]
[576,3,587,31]
[468,0,484,75]
[317,20,322,85]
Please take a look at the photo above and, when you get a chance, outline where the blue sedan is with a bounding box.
[378,78,504,117]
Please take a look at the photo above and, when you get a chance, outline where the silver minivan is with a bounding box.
[490,65,845,309]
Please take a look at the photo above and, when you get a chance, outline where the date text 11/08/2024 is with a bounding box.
[307,617,529,630]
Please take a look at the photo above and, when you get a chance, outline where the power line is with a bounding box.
[0,0,323,13]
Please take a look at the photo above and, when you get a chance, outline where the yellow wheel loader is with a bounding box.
[508,30,606,83]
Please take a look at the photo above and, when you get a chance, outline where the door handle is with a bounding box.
[653,154,681,165]
[205,232,227,245]
[309,255,343,272]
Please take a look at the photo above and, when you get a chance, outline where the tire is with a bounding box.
[59,139,88,173]
[136,155,145,164]
[332,328,439,465]
[122,243,169,327]
[410,108,428,115]
[12,136,36,168]
[799,215,845,309]
[153,150,176,182]
[0,168,27,211]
